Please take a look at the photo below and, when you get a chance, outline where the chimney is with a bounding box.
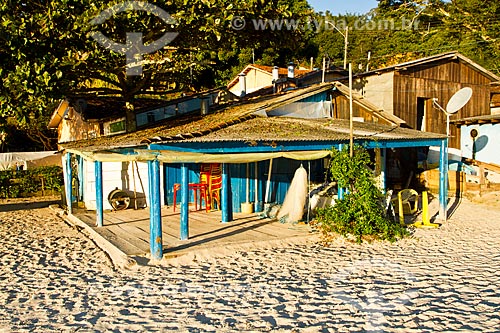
[239,73,246,98]
[287,62,295,79]
[272,66,280,93]
[272,66,279,82]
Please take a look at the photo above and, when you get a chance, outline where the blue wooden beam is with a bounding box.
[148,138,445,154]
[148,160,163,259]
[439,139,448,221]
[95,161,103,227]
[77,156,84,201]
[110,146,148,155]
[361,140,445,149]
[65,153,72,215]
[221,163,233,223]
[180,163,189,240]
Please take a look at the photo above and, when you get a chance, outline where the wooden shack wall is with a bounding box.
[393,60,492,148]
[58,108,101,143]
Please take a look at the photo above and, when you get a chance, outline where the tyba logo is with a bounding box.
[90,1,178,76]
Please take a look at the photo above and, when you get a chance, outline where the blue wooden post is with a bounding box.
[380,148,387,193]
[95,161,103,227]
[221,163,233,223]
[180,163,189,240]
[338,187,345,200]
[439,139,448,220]
[337,144,345,200]
[65,153,73,214]
[77,156,84,201]
[148,160,163,259]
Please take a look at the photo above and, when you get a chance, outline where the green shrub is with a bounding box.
[0,166,63,198]
[315,146,409,243]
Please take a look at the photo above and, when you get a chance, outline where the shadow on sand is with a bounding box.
[0,198,61,213]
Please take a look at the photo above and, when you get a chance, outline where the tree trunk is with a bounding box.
[125,101,136,133]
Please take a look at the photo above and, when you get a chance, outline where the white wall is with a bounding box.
[228,69,273,96]
[460,123,500,165]
[82,160,164,211]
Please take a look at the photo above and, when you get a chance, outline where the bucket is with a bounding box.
[241,202,254,214]
[254,201,263,212]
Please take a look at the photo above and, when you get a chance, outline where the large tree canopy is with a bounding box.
[1,0,498,151]
[0,0,312,150]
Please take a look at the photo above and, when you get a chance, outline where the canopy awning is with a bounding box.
[65,148,331,163]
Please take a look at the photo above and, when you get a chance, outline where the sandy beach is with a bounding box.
[0,197,499,332]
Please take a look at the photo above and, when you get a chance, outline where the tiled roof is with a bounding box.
[227,64,315,90]
[250,64,313,77]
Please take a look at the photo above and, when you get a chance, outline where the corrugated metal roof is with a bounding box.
[176,117,445,143]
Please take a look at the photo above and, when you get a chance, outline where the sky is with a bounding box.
[308,0,379,15]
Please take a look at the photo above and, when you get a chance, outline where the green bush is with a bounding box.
[315,146,409,243]
[0,166,63,198]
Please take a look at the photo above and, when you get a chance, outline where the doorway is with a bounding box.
[416,97,433,132]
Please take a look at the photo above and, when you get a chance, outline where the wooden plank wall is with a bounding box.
[163,159,325,214]
[393,60,492,148]
[332,94,392,125]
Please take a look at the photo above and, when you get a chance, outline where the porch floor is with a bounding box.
[74,205,316,262]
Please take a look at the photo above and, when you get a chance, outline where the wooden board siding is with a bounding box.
[393,61,492,148]
[491,85,500,109]
[332,95,389,125]
[404,61,492,85]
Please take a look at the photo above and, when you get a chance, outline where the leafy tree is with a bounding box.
[0,0,313,149]
[437,0,500,73]
[315,146,409,243]
[310,0,499,75]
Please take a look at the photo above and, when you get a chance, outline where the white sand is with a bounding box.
[0,198,499,332]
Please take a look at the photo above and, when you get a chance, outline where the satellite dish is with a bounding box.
[446,87,473,114]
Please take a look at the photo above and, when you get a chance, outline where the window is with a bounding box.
[109,120,126,134]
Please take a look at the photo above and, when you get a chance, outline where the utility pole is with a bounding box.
[344,27,349,70]
[349,63,353,157]
[326,22,349,70]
